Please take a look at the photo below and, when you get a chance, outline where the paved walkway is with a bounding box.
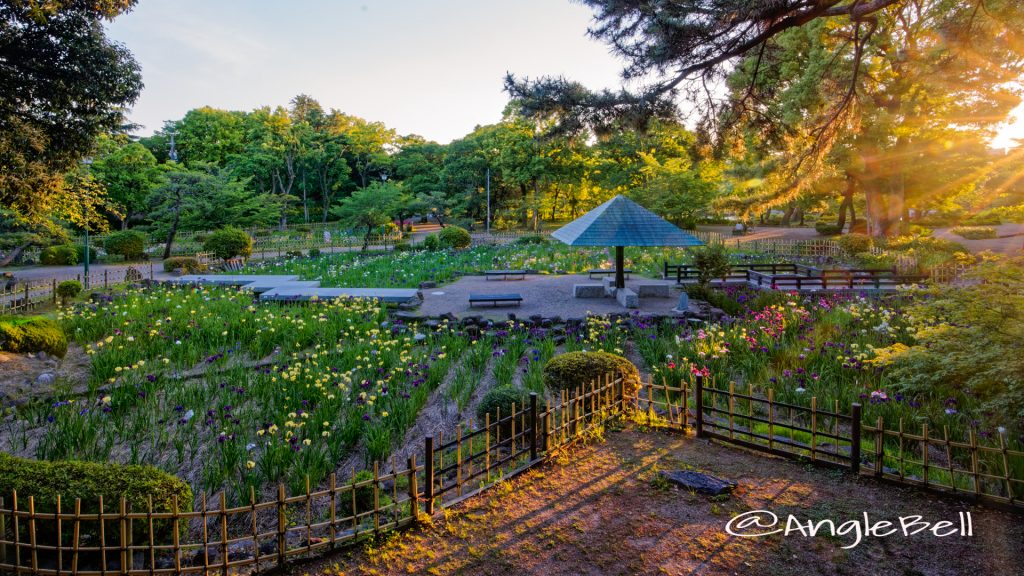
[419,273,683,320]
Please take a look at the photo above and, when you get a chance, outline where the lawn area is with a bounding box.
[297,425,1024,576]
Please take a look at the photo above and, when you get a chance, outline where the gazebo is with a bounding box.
[551,195,704,289]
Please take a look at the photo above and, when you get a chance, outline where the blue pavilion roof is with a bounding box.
[550,195,705,247]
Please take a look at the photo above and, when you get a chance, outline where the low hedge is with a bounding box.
[476,386,545,438]
[162,256,204,274]
[543,351,640,400]
[815,221,842,236]
[39,244,82,266]
[951,225,997,240]
[0,453,193,546]
[0,316,67,357]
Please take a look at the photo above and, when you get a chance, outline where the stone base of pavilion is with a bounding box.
[165,274,421,305]
[419,274,694,320]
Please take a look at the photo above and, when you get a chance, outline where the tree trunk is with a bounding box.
[780,203,796,226]
[0,243,30,267]
[163,210,180,259]
[362,224,372,251]
[837,172,855,231]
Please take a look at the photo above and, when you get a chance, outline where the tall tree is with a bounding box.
[0,0,141,241]
[89,135,164,229]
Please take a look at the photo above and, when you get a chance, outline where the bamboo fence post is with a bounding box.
[681,378,688,432]
[98,495,107,575]
[391,457,400,527]
[372,462,380,534]
[276,484,286,567]
[969,430,980,496]
[694,376,704,438]
[922,424,930,486]
[11,492,18,569]
[201,494,209,571]
[28,496,37,573]
[0,496,5,565]
[530,393,538,461]
[875,417,884,477]
[767,389,775,451]
[424,436,435,516]
[351,467,358,539]
[55,495,62,574]
[118,497,127,574]
[850,404,862,474]
[171,496,180,574]
[484,414,491,482]
[810,397,818,462]
[305,476,312,555]
[456,427,463,497]
[247,487,259,566]
[408,455,419,523]
[728,382,735,440]
[328,474,337,549]
[999,432,1012,501]
[147,495,155,576]
[220,492,229,575]
[52,279,57,304]
[943,427,956,493]
[898,419,906,481]
[73,498,82,574]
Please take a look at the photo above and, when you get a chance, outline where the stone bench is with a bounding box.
[573,284,605,298]
[616,287,639,308]
[636,284,671,298]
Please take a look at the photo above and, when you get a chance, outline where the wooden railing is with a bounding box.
[1,266,156,314]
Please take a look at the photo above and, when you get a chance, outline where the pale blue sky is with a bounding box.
[106,0,627,142]
[107,0,1023,146]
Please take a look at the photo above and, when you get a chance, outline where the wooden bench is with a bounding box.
[469,293,523,307]
[588,268,631,280]
[485,269,527,281]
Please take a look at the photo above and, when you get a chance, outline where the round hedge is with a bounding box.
[0,316,67,358]
[56,280,82,303]
[104,230,146,260]
[815,221,842,236]
[438,225,471,249]
[203,226,253,261]
[837,232,873,256]
[476,386,544,437]
[543,351,641,399]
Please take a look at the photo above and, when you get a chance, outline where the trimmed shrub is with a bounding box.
[308,248,322,258]
[476,386,545,437]
[285,250,303,258]
[543,351,641,400]
[951,225,997,240]
[0,452,192,546]
[437,225,472,249]
[692,242,731,288]
[0,316,68,357]
[393,240,413,252]
[39,244,80,266]
[56,280,82,304]
[203,226,253,261]
[104,230,146,261]
[815,221,842,236]
[837,233,873,256]
[422,234,441,251]
[162,256,204,274]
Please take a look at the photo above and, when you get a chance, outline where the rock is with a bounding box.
[36,372,56,386]
[659,470,736,496]
[413,333,427,343]
[616,288,639,309]
[424,319,441,330]
[506,313,517,321]
[573,283,605,298]
[419,281,437,289]
[392,311,423,322]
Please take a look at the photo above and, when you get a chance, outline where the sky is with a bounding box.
[107,0,1024,147]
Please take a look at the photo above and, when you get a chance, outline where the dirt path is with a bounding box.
[297,426,1024,576]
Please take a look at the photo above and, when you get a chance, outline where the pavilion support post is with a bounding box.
[615,246,625,289]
